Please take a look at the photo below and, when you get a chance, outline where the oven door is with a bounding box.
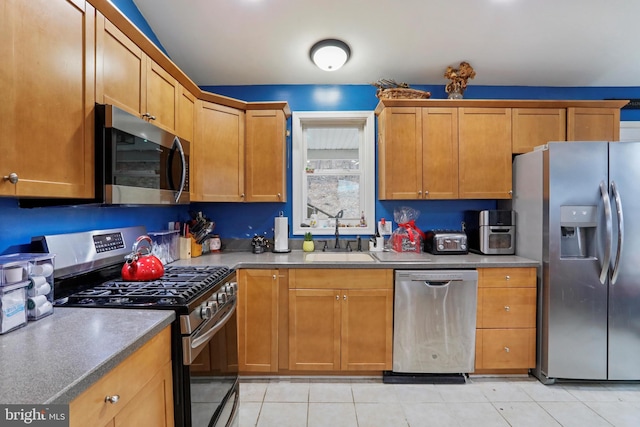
[184,300,239,427]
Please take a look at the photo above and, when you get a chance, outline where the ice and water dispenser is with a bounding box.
[560,206,597,258]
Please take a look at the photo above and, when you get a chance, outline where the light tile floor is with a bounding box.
[239,377,640,427]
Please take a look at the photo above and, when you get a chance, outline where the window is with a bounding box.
[292,111,375,236]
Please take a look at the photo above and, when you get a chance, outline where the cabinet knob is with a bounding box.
[272,275,276,280]
[105,395,120,404]
[508,190,513,195]
[142,112,151,119]
[277,193,281,199]
[149,115,156,121]
[505,275,510,281]
[240,193,245,198]
[3,173,18,184]
[504,347,510,353]
[343,295,347,301]
[504,306,510,312]
[424,190,429,196]
[336,295,339,300]
[418,190,422,196]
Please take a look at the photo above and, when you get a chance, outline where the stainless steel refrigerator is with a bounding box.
[513,141,640,383]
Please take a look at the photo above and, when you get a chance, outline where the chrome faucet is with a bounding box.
[334,210,344,249]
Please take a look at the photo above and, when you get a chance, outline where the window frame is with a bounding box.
[292,111,376,236]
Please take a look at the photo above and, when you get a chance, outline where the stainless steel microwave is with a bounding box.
[20,104,189,207]
[98,104,189,204]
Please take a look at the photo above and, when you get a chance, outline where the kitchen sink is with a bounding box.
[304,252,376,262]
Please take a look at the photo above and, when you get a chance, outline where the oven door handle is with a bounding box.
[182,298,237,366]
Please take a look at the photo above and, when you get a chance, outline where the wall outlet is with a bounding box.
[378,221,392,236]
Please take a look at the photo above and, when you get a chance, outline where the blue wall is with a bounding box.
[2,0,639,254]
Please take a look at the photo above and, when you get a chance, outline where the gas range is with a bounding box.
[63,265,232,307]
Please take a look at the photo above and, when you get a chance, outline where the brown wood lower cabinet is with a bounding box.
[474,267,537,372]
[288,269,393,372]
[69,326,174,427]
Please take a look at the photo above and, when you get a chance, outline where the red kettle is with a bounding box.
[121,235,165,281]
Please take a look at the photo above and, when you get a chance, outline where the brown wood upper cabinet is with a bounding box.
[458,108,512,199]
[245,109,287,202]
[192,101,245,202]
[376,100,627,200]
[1,0,95,198]
[96,13,180,134]
[512,108,566,154]
[378,107,458,199]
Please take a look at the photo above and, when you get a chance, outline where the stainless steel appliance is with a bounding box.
[423,230,468,255]
[386,270,478,383]
[513,141,640,382]
[32,226,237,427]
[464,210,515,255]
[20,104,189,207]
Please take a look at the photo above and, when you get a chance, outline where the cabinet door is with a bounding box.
[115,361,174,427]
[422,108,459,199]
[177,86,195,142]
[96,15,145,118]
[567,107,621,141]
[238,269,279,372]
[245,110,286,202]
[512,108,566,153]
[1,0,95,198]
[378,107,423,199]
[192,101,245,201]
[146,59,178,133]
[341,289,393,370]
[289,289,341,371]
[458,108,513,199]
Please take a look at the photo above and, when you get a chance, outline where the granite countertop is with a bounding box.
[0,307,174,404]
[170,249,539,270]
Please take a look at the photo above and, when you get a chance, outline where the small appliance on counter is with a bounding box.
[423,230,468,255]
[464,210,515,255]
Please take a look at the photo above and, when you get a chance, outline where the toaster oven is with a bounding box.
[464,210,516,255]
[424,230,468,255]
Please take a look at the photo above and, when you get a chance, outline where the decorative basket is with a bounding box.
[376,88,431,100]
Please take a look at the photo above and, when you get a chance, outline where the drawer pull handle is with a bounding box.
[505,275,511,281]
[105,395,120,404]
[504,347,510,353]
[504,306,510,312]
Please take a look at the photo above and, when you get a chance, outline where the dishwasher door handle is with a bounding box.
[422,280,453,287]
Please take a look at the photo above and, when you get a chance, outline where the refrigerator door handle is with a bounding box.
[599,181,612,285]
[610,181,624,285]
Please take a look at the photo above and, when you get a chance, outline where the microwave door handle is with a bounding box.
[610,181,624,285]
[599,181,612,285]
[171,136,186,203]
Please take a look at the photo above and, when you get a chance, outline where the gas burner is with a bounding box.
[62,265,233,307]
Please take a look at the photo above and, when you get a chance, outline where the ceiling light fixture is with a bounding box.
[309,39,351,72]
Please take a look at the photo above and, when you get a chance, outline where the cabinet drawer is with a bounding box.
[70,326,171,427]
[481,288,536,328]
[476,328,535,369]
[290,269,392,290]
[478,267,536,288]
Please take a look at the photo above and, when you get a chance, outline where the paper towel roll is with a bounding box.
[28,282,51,297]
[27,295,48,310]
[29,301,53,318]
[273,216,289,252]
[31,263,53,277]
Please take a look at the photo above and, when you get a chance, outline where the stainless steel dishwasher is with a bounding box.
[387,270,478,382]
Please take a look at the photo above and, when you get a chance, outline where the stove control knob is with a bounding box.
[205,300,218,313]
[215,292,227,304]
[223,283,236,296]
[199,303,213,320]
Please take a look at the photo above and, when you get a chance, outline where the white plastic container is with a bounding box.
[148,230,180,264]
[0,257,29,334]
[1,253,55,321]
